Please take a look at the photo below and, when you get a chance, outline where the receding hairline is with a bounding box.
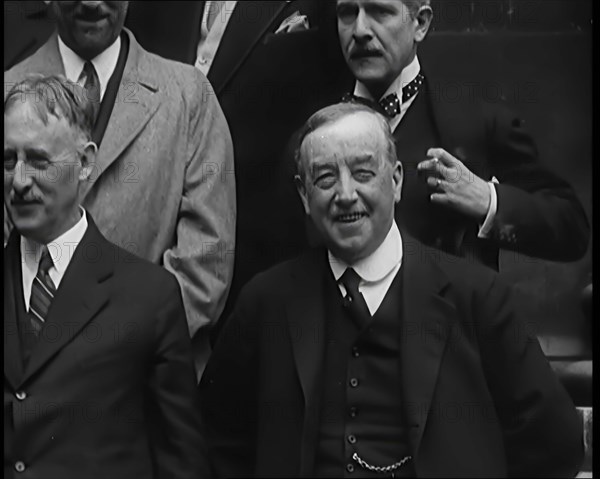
[300,109,386,150]
[4,75,95,142]
[296,109,397,180]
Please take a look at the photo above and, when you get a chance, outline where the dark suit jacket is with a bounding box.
[4,216,209,479]
[126,1,348,320]
[199,236,583,477]
[3,1,53,71]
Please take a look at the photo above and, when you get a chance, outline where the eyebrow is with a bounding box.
[23,147,50,158]
[348,155,377,167]
[3,147,51,158]
[309,154,376,173]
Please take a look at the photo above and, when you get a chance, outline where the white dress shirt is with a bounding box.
[195,0,238,75]
[353,55,498,237]
[328,221,403,316]
[57,34,121,101]
[21,209,88,311]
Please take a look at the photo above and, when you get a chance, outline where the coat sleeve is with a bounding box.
[162,71,236,376]
[474,274,584,477]
[146,273,212,479]
[199,280,261,478]
[485,103,589,261]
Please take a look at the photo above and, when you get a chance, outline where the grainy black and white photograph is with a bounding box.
[3,1,592,477]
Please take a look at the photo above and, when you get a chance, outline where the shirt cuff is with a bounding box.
[478,178,498,238]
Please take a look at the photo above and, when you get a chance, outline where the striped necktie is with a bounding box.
[29,246,57,336]
[80,61,101,122]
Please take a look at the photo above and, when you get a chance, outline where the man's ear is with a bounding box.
[294,175,311,215]
[79,141,98,181]
[414,5,433,43]
[392,161,403,203]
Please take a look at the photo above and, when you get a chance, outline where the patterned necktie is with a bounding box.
[340,268,371,330]
[28,246,57,337]
[80,61,101,123]
[378,71,426,118]
[206,0,225,31]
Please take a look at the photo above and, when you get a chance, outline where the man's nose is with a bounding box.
[11,160,34,192]
[335,175,358,205]
[352,9,372,42]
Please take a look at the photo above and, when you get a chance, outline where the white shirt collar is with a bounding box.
[328,220,403,283]
[57,34,121,100]
[21,207,89,286]
[354,55,421,102]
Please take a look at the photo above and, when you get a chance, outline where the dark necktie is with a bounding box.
[339,268,371,330]
[80,61,101,122]
[28,247,57,338]
[378,72,425,118]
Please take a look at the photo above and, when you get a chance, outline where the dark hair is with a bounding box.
[294,101,398,181]
[4,74,95,141]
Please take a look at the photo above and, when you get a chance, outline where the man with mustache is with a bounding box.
[4,1,236,379]
[335,0,588,268]
[4,76,209,479]
[199,102,583,477]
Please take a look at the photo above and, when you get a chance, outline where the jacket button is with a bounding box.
[349,407,358,418]
[15,391,26,401]
[348,434,357,444]
[346,463,355,473]
[15,461,25,472]
[352,347,360,358]
[349,378,359,388]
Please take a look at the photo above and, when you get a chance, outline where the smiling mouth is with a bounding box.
[335,212,367,223]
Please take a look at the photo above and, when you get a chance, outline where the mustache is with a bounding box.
[349,47,383,59]
[10,193,42,204]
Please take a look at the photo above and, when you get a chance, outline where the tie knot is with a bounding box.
[340,268,362,295]
[81,61,96,81]
[38,247,54,276]
[377,71,426,118]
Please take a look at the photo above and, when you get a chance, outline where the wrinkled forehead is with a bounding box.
[301,112,387,161]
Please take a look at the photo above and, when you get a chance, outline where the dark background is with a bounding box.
[4,0,593,358]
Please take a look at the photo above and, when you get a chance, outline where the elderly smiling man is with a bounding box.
[199,102,583,478]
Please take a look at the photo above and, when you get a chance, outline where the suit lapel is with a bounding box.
[22,220,113,383]
[208,1,288,95]
[13,32,65,77]
[82,30,161,196]
[399,237,455,465]
[285,249,327,475]
[4,233,25,389]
